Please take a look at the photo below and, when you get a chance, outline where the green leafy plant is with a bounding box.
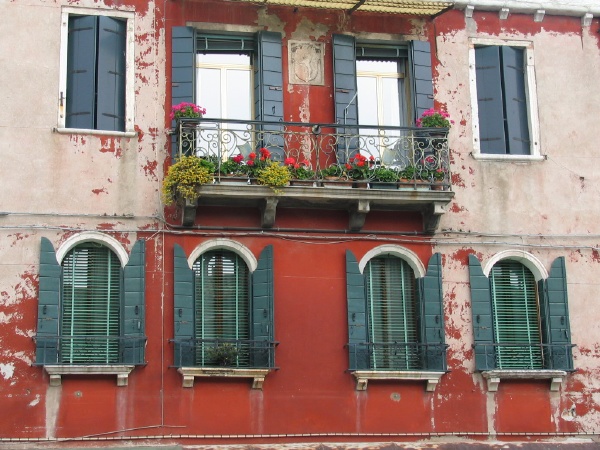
[217,154,245,175]
[206,343,239,367]
[344,153,375,180]
[162,156,214,204]
[372,166,399,183]
[241,147,273,178]
[256,161,291,188]
[318,164,346,179]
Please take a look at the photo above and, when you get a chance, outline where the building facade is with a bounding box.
[1,0,600,447]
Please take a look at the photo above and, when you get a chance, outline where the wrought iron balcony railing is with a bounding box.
[473,343,575,371]
[171,337,278,369]
[174,118,451,188]
[347,341,448,372]
[34,335,147,365]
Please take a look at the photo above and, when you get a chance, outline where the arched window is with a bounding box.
[365,256,418,370]
[61,243,121,364]
[193,250,250,366]
[490,260,542,369]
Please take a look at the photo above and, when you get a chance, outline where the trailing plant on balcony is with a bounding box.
[284,157,315,180]
[162,156,215,204]
[344,153,375,180]
[256,161,291,188]
[206,343,239,367]
[170,102,206,121]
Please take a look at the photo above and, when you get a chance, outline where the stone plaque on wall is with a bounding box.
[288,41,324,86]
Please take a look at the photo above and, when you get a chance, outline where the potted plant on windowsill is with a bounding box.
[241,147,273,182]
[344,153,375,188]
[206,343,239,367]
[215,154,247,185]
[371,166,400,190]
[256,161,291,192]
[171,102,207,156]
[318,164,351,188]
[416,107,453,153]
[285,157,316,187]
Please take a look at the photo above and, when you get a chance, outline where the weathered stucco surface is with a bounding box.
[1,0,599,446]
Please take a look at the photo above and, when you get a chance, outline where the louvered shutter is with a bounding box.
[252,245,274,367]
[254,32,284,161]
[96,16,126,132]
[61,244,121,364]
[475,46,507,155]
[333,34,359,164]
[122,240,145,365]
[346,250,369,370]
[173,244,194,366]
[66,15,98,130]
[36,238,61,365]
[540,257,574,371]
[490,261,542,369]
[501,46,530,155]
[409,40,434,122]
[468,254,496,370]
[419,253,445,371]
[366,256,418,370]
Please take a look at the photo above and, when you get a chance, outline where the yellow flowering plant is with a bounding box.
[162,156,214,204]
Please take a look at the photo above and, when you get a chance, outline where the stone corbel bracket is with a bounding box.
[260,197,279,228]
[349,199,370,231]
[423,202,447,234]
[352,370,445,392]
[178,367,271,390]
[482,369,568,392]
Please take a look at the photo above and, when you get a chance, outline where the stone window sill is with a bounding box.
[43,365,135,386]
[481,369,568,391]
[351,370,445,392]
[177,367,271,390]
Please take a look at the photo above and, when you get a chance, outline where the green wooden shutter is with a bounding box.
[252,245,274,367]
[61,244,121,364]
[122,240,145,365]
[171,27,196,159]
[501,46,530,155]
[96,16,126,132]
[346,250,369,370]
[366,256,418,370]
[36,238,62,365]
[173,244,194,366]
[540,257,574,371]
[490,261,542,369]
[409,40,434,122]
[468,254,496,370]
[66,15,98,130]
[475,46,507,155]
[419,253,445,371]
[333,34,359,164]
[255,32,284,154]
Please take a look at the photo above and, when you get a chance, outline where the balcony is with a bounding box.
[173,118,454,233]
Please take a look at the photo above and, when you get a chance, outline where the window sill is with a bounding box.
[481,369,567,392]
[43,365,135,387]
[53,127,137,138]
[351,370,445,392]
[471,152,544,162]
[177,367,271,390]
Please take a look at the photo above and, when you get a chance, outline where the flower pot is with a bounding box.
[371,182,398,190]
[352,181,369,189]
[321,177,353,188]
[290,179,316,187]
[218,175,249,186]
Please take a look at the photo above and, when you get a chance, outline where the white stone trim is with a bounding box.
[482,250,548,281]
[482,369,567,392]
[468,38,541,160]
[57,7,135,133]
[177,367,270,389]
[44,365,135,387]
[56,231,129,267]
[187,239,258,272]
[358,245,426,278]
[351,370,445,392]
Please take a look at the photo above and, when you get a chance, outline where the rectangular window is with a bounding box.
[470,41,540,159]
[58,8,135,134]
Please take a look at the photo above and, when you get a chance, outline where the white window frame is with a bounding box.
[56,7,136,137]
[468,38,542,161]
